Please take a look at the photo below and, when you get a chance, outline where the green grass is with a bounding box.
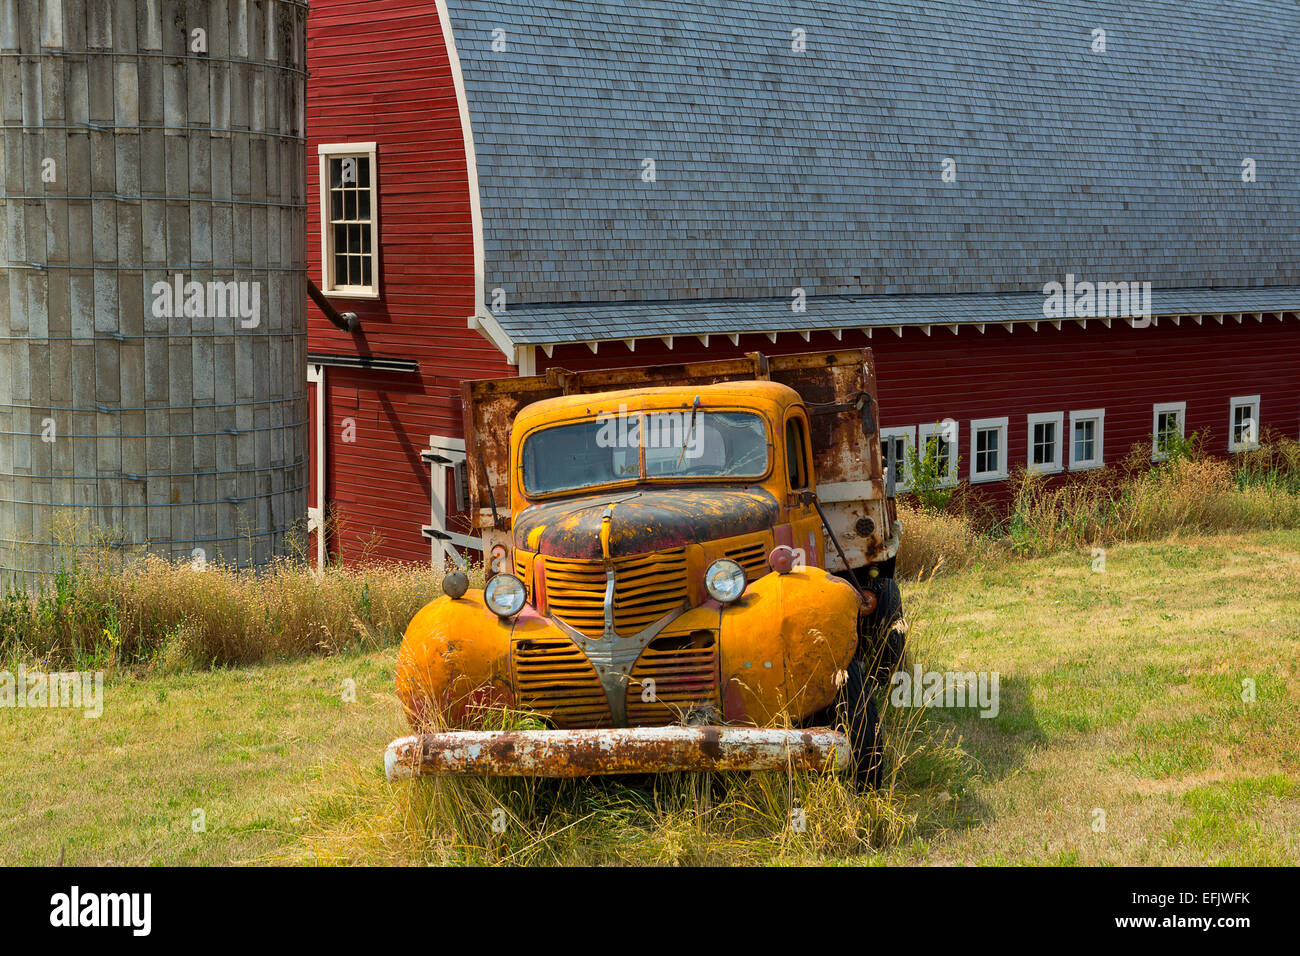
[1,530,1297,865]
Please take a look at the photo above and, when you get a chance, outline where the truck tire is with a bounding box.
[834,658,883,789]
[863,576,905,687]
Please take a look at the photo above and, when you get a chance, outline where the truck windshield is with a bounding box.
[522,411,769,495]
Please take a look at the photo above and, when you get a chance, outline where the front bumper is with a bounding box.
[384,725,849,780]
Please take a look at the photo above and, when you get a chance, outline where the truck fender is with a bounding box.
[396,591,515,729]
[718,567,861,726]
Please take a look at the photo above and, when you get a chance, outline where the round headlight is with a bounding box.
[484,573,527,618]
[441,570,470,599]
[704,559,747,604]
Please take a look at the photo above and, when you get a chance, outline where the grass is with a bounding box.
[0,551,447,671]
[2,530,1296,865]
[891,434,1300,577]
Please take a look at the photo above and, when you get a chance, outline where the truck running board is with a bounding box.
[385,726,849,779]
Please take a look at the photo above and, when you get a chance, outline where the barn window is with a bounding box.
[969,417,1008,482]
[1026,412,1064,474]
[1228,396,1260,452]
[318,142,380,298]
[917,421,958,488]
[1152,402,1187,460]
[881,426,915,492]
[1068,409,1105,470]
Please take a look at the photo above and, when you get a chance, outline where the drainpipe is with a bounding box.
[308,279,360,332]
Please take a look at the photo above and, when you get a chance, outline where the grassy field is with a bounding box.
[1,530,1297,866]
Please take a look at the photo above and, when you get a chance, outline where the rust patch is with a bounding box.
[699,726,724,760]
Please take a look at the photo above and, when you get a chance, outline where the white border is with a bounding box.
[881,425,916,492]
[1026,411,1065,474]
[1067,408,1106,470]
[917,421,959,488]
[1228,395,1261,452]
[969,416,1009,482]
[317,142,381,299]
[432,0,516,361]
[1151,401,1187,460]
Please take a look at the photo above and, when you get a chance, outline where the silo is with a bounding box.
[0,0,309,581]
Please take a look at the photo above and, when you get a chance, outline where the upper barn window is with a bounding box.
[318,143,380,298]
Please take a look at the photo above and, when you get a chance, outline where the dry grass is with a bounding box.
[892,435,1300,577]
[0,551,447,672]
[3,532,1295,865]
[894,502,997,579]
[1002,438,1300,556]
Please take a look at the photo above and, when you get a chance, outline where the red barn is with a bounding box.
[304,0,1300,566]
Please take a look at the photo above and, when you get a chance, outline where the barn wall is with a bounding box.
[306,0,510,564]
[538,318,1300,506]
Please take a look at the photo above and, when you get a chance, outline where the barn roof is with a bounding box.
[438,0,1300,351]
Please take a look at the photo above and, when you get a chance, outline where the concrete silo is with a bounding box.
[0,0,309,580]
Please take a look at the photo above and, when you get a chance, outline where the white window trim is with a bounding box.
[880,426,916,492]
[969,417,1009,483]
[1228,395,1261,453]
[318,141,381,299]
[917,421,959,488]
[1152,401,1187,461]
[1026,411,1065,474]
[1068,408,1106,471]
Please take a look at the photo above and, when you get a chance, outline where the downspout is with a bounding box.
[308,279,361,332]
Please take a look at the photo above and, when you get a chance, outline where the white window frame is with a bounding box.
[1152,401,1187,461]
[917,421,959,488]
[969,417,1009,483]
[1228,395,1261,453]
[1068,408,1106,471]
[880,426,916,492]
[1026,411,1065,474]
[318,142,380,299]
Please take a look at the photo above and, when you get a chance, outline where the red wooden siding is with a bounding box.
[306,0,511,563]
[537,319,1300,505]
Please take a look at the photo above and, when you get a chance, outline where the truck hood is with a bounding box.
[514,487,781,560]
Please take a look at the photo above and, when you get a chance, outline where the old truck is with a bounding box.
[385,349,904,784]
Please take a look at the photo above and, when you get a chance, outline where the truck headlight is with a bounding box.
[705,559,747,604]
[484,573,527,618]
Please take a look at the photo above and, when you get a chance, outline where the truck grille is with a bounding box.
[543,549,690,638]
[625,631,721,725]
[724,540,770,581]
[511,635,611,728]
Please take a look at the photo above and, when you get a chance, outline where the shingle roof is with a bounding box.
[493,286,1300,346]
[442,0,1300,332]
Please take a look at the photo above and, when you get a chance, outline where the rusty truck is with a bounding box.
[385,349,905,784]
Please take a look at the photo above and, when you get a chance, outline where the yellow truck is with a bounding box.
[386,350,904,785]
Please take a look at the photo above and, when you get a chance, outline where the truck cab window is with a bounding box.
[786,418,810,489]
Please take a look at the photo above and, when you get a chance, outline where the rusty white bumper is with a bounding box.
[384,726,849,780]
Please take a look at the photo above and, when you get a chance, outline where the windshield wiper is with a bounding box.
[676,395,701,468]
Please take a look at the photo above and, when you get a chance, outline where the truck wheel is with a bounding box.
[834,658,883,789]
[863,576,905,687]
